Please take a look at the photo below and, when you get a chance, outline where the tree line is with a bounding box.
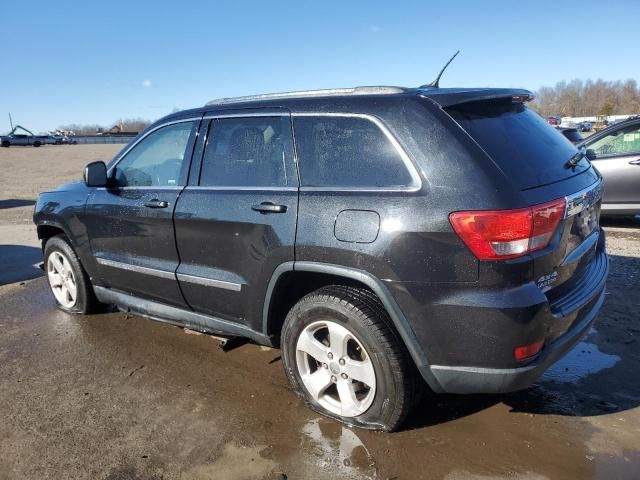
[529,79,640,118]
[56,118,151,135]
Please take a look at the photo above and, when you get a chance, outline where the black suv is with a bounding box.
[34,86,608,431]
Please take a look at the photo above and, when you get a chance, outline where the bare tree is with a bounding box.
[529,79,640,117]
[57,118,151,135]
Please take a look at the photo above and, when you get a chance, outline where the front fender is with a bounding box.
[34,188,101,284]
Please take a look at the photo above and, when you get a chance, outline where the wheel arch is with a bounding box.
[262,261,439,389]
[37,223,69,247]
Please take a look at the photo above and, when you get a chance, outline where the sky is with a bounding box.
[1,0,639,133]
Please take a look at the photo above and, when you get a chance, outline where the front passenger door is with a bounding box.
[589,122,640,206]
[86,118,199,307]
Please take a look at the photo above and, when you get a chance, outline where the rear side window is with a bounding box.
[447,102,588,190]
[200,116,294,187]
[293,116,413,188]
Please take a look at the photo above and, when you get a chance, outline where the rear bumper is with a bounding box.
[425,286,605,393]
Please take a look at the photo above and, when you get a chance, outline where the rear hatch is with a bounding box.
[444,97,605,334]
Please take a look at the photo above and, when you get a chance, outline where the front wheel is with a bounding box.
[44,235,101,313]
[281,286,421,431]
[1,140,10,147]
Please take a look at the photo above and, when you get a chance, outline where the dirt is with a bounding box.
[0,146,639,479]
[0,144,121,225]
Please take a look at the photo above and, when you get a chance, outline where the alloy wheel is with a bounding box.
[295,320,376,417]
[47,251,77,308]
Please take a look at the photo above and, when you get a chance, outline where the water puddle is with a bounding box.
[300,418,376,479]
[541,342,620,384]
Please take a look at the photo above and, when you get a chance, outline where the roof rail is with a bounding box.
[205,86,407,106]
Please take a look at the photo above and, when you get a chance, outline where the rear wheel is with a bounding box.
[281,285,420,431]
[33,141,42,147]
[1,140,10,147]
[44,235,100,313]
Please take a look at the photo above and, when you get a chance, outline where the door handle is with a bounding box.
[251,202,287,214]
[144,200,169,208]
[629,159,640,165]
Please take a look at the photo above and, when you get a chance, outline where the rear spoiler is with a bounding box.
[418,88,534,108]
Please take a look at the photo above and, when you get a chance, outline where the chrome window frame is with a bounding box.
[106,111,423,193]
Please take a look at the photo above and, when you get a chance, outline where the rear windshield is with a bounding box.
[446,101,590,190]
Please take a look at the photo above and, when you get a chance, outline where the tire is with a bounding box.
[281,285,421,431]
[44,235,101,314]
[1,140,10,147]
[33,141,42,147]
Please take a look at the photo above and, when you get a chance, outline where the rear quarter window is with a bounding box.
[293,115,414,188]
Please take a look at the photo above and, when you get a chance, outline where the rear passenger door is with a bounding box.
[173,111,298,329]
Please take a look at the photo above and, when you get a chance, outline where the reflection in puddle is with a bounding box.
[542,342,620,384]
[301,418,376,479]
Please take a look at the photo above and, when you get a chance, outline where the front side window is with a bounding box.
[589,124,640,157]
[293,116,413,188]
[200,116,293,187]
[114,121,195,187]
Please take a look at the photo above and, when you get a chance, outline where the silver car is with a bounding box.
[583,118,640,216]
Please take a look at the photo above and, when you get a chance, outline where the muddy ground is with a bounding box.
[0,145,639,479]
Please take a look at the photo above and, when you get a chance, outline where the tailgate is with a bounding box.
[536,180,605,317]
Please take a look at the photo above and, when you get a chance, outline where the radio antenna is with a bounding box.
[421,50,460,88]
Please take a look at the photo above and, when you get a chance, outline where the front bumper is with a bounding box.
[424,279,606,394]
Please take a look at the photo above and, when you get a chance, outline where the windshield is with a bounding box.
[446,101,590,190]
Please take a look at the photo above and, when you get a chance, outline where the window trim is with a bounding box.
[107,117,200,179]
[107,111,423,193]
[291,112,423,192]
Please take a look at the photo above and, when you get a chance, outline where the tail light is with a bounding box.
[514,340,544,361]
[449,199,565,260]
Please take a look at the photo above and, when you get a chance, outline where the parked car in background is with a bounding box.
[1,125,48,147]
[44,135,78,145]
[46,135,64,145]
[577,121,593,132]
[34,85,607,431]
[556,127,584,145]
[582,116,640,216]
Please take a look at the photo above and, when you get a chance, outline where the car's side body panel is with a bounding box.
[34,181,100,281]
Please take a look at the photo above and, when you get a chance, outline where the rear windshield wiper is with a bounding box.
[565,150,586,169]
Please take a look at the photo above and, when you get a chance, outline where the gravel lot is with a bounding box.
[0,145,639,479]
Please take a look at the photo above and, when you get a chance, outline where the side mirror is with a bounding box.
[83,161,108,187]
[585,149,597,161]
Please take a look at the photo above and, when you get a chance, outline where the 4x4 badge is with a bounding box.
[536,271,559,291]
